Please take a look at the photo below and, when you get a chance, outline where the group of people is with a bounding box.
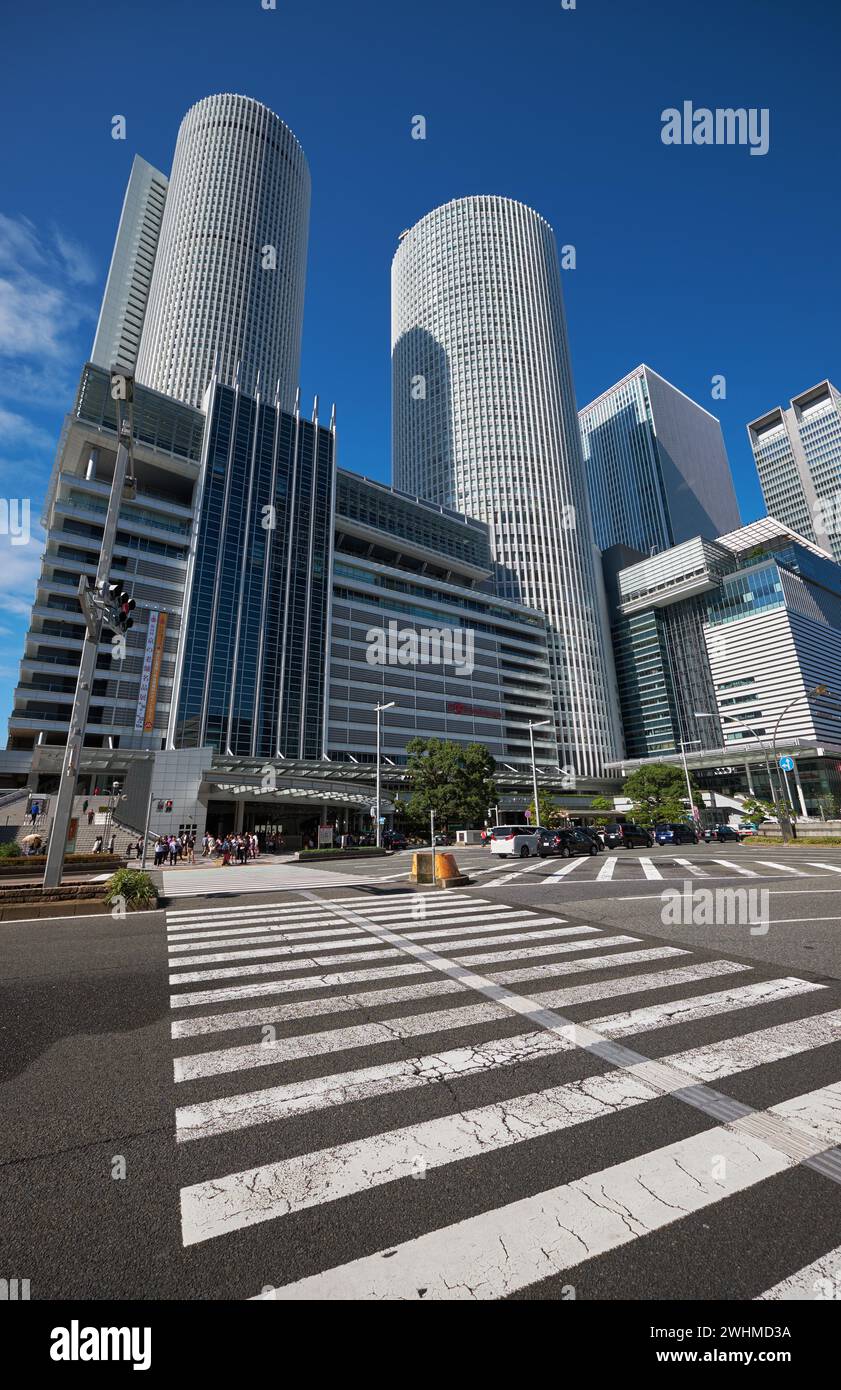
[152,833,195,867]
[201,832,260,865]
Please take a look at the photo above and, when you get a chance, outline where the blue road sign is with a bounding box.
[778,755,795,772]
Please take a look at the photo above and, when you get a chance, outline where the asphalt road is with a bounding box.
[2,841,840,1301]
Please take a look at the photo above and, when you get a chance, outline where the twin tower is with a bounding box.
[109,93,618,777]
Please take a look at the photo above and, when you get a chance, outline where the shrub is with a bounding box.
[104,868,157,910]
[0,841,22,858]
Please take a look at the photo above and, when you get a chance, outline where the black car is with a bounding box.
[384,832,409,850]
[602,822,654,849]
[654,822,698,846]
[575,825,605,853]
[550,827,601,857]
[709,824,743,844]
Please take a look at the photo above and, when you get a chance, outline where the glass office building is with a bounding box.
[172,380,334,759]
[580,364,740,557]
[748,380,841,563]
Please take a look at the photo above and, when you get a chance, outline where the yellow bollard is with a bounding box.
[410,851,469,887]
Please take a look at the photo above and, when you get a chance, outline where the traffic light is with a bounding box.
[107,583,136,632]
[165,799,173,813]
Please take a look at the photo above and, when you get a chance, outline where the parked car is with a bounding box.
[383,831,409,851]
[602,822,654,849]
[575,825,606,853]
[432,832,451,847]
[489,825,543,858]
[654,822,698,846]
[710,824,743,843]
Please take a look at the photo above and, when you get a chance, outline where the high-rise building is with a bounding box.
[579,364,740,557]
[748,380,841,563]
[392,195,621,777]
[136,94,310,411]
[610,518,841,812]
[90,156,168,375]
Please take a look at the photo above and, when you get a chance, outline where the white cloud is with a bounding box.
[53,229,98,286]
[0,213,97,375]
[0,527,46,618]
[0,405,54,450]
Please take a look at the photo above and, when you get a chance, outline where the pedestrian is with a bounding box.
[108,833,116,854]
[87,809,95,826]
[93,834,103,853]
[136,837,143,860]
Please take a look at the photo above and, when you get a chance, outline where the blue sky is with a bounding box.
[1,0,839,733]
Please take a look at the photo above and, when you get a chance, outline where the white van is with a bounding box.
[489,825,542,858]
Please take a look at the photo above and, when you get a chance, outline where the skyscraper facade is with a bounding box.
[748,380,841,563]
[90,155,168,375]
[392,195,621,777]
[579,364,740,557]
[136,94,310,412]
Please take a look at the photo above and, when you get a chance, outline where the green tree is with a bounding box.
[817,793,839,821]
[623,763,696,827]
[404,738,496,828]
[526,789,558,826]
[588,795,615,823]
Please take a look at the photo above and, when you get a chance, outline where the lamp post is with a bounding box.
[771,685,832,841]
[695,710,783,833]
[677,738,702,826]
[374,701,395,848]
[44,372,137,889]
[528,719,551,829]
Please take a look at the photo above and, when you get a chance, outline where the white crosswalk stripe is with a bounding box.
[673,857,709,878]
[711,859,759,877]
[756,1244,841,1299]
[638,857,662,880]
[162,865,383,896]
[163,890,841,1298]
[596,855,617,881]
[809,862,841,875]
[755,861,808,876]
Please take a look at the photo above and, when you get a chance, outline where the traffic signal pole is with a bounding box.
[43,379,135,889]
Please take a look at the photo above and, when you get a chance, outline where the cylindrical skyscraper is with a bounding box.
[136,94,310,411]
[392,196,620,777]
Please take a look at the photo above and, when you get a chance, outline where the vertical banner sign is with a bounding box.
[135,612,168,733]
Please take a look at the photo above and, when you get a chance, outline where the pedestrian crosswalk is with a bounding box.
[477,854,841,888]
[165,891,841,1299]
[162,863,375,896]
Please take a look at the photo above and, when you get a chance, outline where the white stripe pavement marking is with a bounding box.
[756,861,807,877]
[483,858,555,886]
[664,1009,841,1082]
[181,1069,666,1245]
[181,1013,841,1247]
[596,856,617,881]
[167,896,396,921]
[173,961,748,1082]
[756,1245,841,1300]
[165,911,569,956]
[674,857,709,878]
[170,947,690,1038]
[808,862,841,874]
[168,925,598,982]
[162,868,378,896]
[586,977,820,1039]
[254,1084,841,1299]
[177,1011,839,1251]
[544,857,587,880]
[166,899,512,932]
[712,859,758,877]
[175,975,820,1140]
[169,935,642,1009]
[639,857,662,881]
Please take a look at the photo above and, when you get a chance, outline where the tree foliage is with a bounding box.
[404,738,496,827]
[623,763,696,827]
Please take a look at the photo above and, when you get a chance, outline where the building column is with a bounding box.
[234,799,244,833]
[745,762,755,796]
[791,760,809,819]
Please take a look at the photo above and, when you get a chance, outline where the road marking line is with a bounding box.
[596,856,617,881]
[169,935,643,1009]
[182,1014,841,1248]
[254,1083,841,1299]
[673,857,709,878]
[545,857,587,880]
[175,975,820,1138]
[755,861,808,877]
[170,947,690,1038]
[168,924,598,981]
[808,862,841,875]
[756,1244,841,1300]
[712,859,758,877]
[639,857,662,881]
[173,960,748,1083]
[166,899,510,933]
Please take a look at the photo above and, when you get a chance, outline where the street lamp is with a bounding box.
[695,710,783,830]
[374,701,395,848]
[528,719,551,829]
[677,738,702,826]
[771,685,832,842]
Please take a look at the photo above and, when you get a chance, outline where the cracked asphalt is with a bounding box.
[1,845,840,1300]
